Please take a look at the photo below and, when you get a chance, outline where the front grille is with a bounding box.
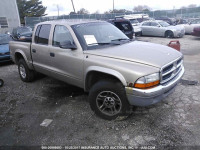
[161,57,183,84]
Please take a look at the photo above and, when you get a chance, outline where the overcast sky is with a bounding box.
[42,0,200,16]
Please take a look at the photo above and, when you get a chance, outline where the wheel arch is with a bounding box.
[165,30,174,37]
[84,66,127,92]
[14,50,33,69]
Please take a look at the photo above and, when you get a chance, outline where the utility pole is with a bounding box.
[113,0,114,13]
[57,5,60,17]
[71,0,76,13]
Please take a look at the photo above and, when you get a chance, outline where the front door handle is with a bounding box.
[50,52,55,57]
[32,49,36,53]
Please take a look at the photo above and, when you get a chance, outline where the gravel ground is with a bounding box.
[0,35,200,149]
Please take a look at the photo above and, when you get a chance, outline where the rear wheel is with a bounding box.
[89,80,130,120]
[165,31,174,38]
[18,59,35,82]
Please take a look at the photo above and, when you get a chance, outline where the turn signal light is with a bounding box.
[134,80,160,89]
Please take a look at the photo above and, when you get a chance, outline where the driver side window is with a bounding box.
[142,22,150,26]
[53,25,74,47]
[151,22,159,26]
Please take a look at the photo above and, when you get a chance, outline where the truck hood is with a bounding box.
[84,41,182,68]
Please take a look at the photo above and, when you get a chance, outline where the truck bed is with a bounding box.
[9,41,32,66]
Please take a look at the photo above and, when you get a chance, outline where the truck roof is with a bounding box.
[37,19,105,26]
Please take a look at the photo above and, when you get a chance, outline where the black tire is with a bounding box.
[18,59,35,82]
[0,79,4,87]
[89,80,130,120]
[165,31,174,38]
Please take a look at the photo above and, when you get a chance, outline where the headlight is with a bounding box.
[134,73,160,89]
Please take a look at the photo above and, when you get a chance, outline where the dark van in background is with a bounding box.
[107,19,134,39]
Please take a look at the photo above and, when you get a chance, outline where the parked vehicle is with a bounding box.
[10,20,184,120]
[140,20,185,38]
[175,18,188,25]
[192,26,200,37]
[0,34,12,62]
[116,14,150,23]
[182,19,200,34]
[155,17,176,25]
[12,26,32,40]
[108,19,134,39]
[18,31,32,42]
[116,14,149,36]
[124,18,141,36]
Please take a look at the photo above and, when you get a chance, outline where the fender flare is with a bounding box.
[84,66,127,91]
[15,49,33,69]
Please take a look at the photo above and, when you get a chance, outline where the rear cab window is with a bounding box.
[34,24,51,45]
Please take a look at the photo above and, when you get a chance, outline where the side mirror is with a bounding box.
[59,40,77,50]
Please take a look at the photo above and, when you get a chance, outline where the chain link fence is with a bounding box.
[25,7,200,29]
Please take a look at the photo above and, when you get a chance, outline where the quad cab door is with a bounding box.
[48,25,84,88]
[31,24,52,75]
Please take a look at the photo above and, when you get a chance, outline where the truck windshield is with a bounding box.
[72,22,129,50]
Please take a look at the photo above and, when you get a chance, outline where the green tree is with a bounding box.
[17,0,47,24]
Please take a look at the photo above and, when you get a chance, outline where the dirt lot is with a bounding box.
[0,35,200,149]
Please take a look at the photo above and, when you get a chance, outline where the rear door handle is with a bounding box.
[32,49,36,53]
[50,52,55,57]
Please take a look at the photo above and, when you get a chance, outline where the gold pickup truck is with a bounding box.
[10,20,184,120]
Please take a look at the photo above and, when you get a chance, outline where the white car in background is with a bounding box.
[129,19,142,36]
[115,14,149,36]
[140,20,185,38]
[182,19,200,34]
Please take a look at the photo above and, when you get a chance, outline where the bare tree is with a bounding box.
[104,9,132,14]
[181,4,197,9]
[188,4,197,8]
[93,10,100,14]
[77,8,89,14]
[133,5,152,12]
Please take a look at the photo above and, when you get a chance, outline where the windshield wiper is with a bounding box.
[111,38,130,42]
[87,42,120,46]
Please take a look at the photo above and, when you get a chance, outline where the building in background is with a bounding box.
[0,0,20,34]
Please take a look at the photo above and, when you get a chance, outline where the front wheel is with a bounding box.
[165,31,174,38]
[89,80,130,120]
[18,59,35,82]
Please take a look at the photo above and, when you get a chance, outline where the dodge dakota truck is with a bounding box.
[10,20,184,120]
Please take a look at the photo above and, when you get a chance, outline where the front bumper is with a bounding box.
[125,66,184,106]
[174,30,185,38]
